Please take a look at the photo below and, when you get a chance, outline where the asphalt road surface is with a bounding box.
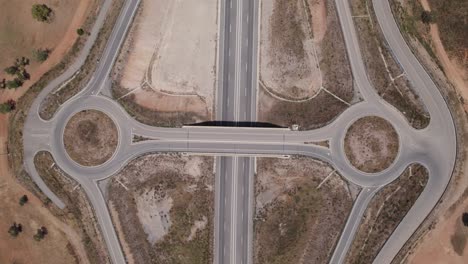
[215,0,257,263]
[21,0,456,264]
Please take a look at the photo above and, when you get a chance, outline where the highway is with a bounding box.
[20,0,457,264]
[215,0,257,263]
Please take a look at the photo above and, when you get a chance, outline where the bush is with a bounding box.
[0,100,16,113]
[421,11,434,24]
[8,223,22,237]
[31,4,52,22]
[4,66,19,75]
[77,28,85,36]
[33,226,48,241]
[33,48,50,62]
[19,195,29,206]
[6,78,23,89]
[463,212,468,227]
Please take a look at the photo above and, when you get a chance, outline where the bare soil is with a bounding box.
[260,0,322,99]
[254,157,354,264]
[112,0,218,126]
[351,0,430,129]
[63,110,118,166]
[344,116,399,173]
[258,0,354,130]
[345,164,428,264]
[107,154,214,264]
[385,1,468,263]
[0,1,104,263]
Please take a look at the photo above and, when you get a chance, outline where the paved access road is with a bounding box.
[21,0,456,264]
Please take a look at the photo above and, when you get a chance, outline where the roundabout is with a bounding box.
[344,116,399,173]
[63,109,118,167]
[20,0,457,264]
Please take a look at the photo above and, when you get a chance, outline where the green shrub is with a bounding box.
[33,48,50,62]
[31,4,52,22]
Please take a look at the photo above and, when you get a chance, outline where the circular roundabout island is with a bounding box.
[344,116,399,173]
[63,110,118,166]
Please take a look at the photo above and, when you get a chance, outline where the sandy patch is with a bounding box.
[344,116,399,173]
[260,0,322,100]
[408,202,468,263]
[63,110,118,166]
[107,154,214,263]
[118,0,217,115]
[187,216,208,242]
[136,189,173,245]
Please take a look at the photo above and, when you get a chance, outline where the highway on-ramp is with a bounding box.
[21,0,456,264]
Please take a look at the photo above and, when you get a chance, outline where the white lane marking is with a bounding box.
[230,157,239,264]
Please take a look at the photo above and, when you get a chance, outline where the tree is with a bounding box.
[0,79,5,89]
[0,100,16,113]
[8,223,22,237]
[463,212,468,227]
[6,78,22,89]
[76,28,85,36]
[31,4,52,22]
[33,226,48,241]
[421,11,434,24]
[19,195,29,206]
[4,66,18,75]
[33,48,50,62]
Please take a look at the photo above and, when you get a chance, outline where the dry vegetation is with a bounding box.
[384,1,468,263]
[63,109,118,166]
[345,164,428,264]
[258,0,354,130]
[111,0,218,127]
[344,116,399,173]
[34,151,110,263]
[0,0,96,88]
[39,0,125,119]
[427,0,467,62]
[260,0,321,99]
[350,0,430,129]
[7,0,124,192]
[254,157,354,264]
[0,0,108,262]
[107,154,214,264]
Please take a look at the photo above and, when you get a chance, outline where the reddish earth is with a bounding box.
[0,0,96,262]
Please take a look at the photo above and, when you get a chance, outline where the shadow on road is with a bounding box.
[186,121,285,128]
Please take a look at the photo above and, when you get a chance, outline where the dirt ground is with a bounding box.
[0,0,100,263]
[0,148,86,264]
[387,1,468,263]
[63,109,118,166]
[260,0,322,99]
[351,0,430,129]
[107,154,214,264]
[344,116,399,173]
[345,164,428,264]
[254,157,354,264]
[0,0,95,99]
[112,0,218,125]
[258,0,354,130]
